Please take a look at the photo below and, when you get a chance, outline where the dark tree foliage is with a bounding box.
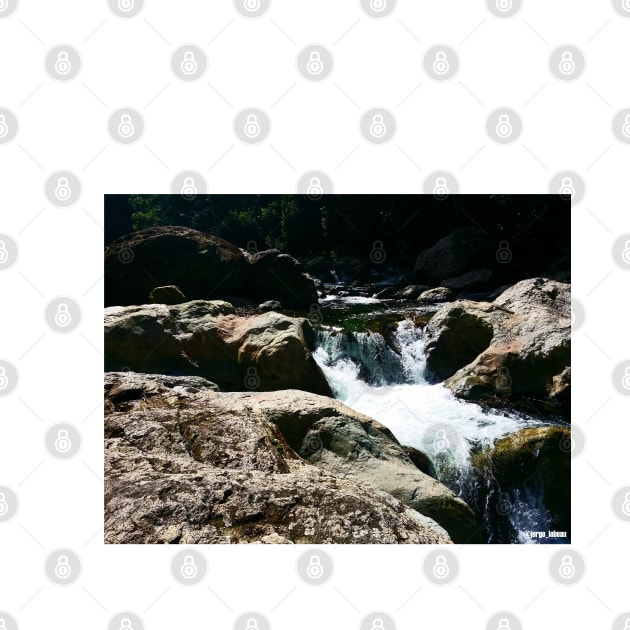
[104,193,569,279]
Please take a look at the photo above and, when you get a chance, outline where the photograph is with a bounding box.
[104,193,570,545]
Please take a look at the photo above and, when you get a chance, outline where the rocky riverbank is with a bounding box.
[104,224,570,544]
[105,371,460,544]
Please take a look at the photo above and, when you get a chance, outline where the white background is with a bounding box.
[1,0,629,628]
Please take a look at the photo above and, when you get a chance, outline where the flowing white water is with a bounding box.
[313,319,554,543]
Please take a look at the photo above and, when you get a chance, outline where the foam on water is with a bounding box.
[314,319,551,542]
[314,320,541,471]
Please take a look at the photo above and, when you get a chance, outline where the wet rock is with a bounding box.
[417,287,455,304]
[395,285,430,300]
[471,426,570,537]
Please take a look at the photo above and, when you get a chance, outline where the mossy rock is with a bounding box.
[472,425,570,537]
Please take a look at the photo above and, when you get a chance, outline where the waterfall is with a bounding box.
[314,319,558,544]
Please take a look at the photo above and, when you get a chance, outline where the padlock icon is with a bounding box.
[181,555,198,579]
[496,114,512,138]
[371,619,385,630]
[496,492,510,515]
[624,0,630,10]
[307,51,323,75]
[0,0,8,11]
[370,0,387,11]
[244,0,261,10]
[307,177,323,197]
[118,0,135,11]
[622,114,630,138]
[118,114,135,138]
[244,366,260,390]
[0,492,8,516]
[55,177,72,201]
[54,303,72,327]
[621,492,630,516]
[55,429,72,453]
[496,240,511,263]
[432,51,449,75]
[622,241,630,264]
[0,367,8,390]
[495,367,511,390]
[371,240,386,263]
[181,51,198,75]
[308,304,323,325]
[559,177,575,198]
[306,554,323,579]
[181,177,197,197]
[496,0,512,11]
[432,555,449,579]
[0,114,8,138]
[558,555,575,579]
[246,240,258,253]
[433,176,449,198]
[244,114,261,138]
[369,114,386,138]
[55,51,72,75]
[119,618,133,630]
[623,619,630,630]
[433,429,449,452]
[558,51,575,75]
[0,240,8,264]
[622,367,630,390]
[497,619,511,630]
[245,619,259,630]
[54,555,72,579]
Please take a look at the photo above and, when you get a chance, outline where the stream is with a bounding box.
[312,295,564,544]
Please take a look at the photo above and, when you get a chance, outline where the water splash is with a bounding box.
[314,319,552,543]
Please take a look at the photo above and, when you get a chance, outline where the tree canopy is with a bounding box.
[105,194,569,277]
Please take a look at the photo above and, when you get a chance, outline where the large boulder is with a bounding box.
[471,426,570,539]
[424,278,570,411]
[105,226,250,307]
[104,372,452,544]
[414,227,492,285]
[249,249,318,308]
[255,391,479,543]
[104,300,332,396]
